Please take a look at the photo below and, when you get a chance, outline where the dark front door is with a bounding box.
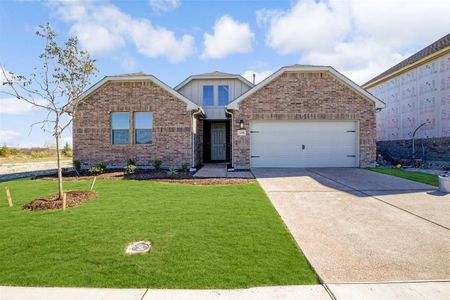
[210,123,226,161]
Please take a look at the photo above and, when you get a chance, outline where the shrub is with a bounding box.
[127,158,136,166]
[167,167,178,178]
[89,162,107,175]
[153,159,162,170]
[97,162,107,172]
[0,144,11,157]
[88,166,102,175]
[61,142,72,157]
[124,164,137,175]
[181,162,190,173]
[73,159,82,173]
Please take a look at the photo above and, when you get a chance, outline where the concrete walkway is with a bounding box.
[194,163,254,178]
[253,168,450,283]
[1,282,449,300]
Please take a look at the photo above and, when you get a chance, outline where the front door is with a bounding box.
[210,123,226,161]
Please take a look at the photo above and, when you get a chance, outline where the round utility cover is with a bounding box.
[126,240,151,254]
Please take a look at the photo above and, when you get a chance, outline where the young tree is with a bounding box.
[1,23,97,199]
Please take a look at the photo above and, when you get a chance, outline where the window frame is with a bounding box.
[134,112,153,145]
[202,85,215,106]
[218,85,229,106]
[111,112,130,145]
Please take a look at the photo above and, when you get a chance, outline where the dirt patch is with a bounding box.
[23,191,97,211]
[156,178,255,185]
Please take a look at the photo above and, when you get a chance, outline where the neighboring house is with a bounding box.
[73,65,384,169]
[363,34,450,164]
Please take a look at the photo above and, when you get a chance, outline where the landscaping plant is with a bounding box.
[181,162,190,173]
[167,167,178,178]
[1,23,97,200]
[153,159,162,170]
[73,159,82,174]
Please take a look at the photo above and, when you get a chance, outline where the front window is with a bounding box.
[218,85,229,106]
[134,112,153,144]
[203,85,214,106]
[111,113,129,144]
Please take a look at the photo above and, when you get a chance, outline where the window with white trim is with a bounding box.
[203,85,214,106]
[218,85,229,105]
[134,112,153,144]
[111,113,129,144]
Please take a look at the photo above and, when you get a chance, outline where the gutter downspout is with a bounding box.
[191,108,203,170]
[225,108,234,169]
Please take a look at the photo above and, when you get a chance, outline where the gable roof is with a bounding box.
[80,73,202,112]
[363,34,450,88]
[175,71,254,90]
[226,65,385,110]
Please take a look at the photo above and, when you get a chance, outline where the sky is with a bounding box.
[0,0,449,148]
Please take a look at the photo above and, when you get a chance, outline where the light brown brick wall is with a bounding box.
[73,81,193,169]
[232,71,376,168]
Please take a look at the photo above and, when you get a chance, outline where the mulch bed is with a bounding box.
[34,170,194,181]
[33,170,255,185]
[23,191,97,211]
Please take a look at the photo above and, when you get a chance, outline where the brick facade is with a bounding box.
[73,80,194,169]
[231,71,377,169]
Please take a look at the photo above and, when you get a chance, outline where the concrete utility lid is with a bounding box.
[125,240,151,254]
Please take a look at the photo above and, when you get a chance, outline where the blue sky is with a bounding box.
[0,0,448,147]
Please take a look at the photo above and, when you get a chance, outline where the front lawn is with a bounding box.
[367,167,439,187]
[0,178,317,288]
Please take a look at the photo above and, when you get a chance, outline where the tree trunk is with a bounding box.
[55,134,64,199]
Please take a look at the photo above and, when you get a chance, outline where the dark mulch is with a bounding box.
[34,170,194,181]
[34,170,255,185]
[156,178,255,185]
[23,191,97,211]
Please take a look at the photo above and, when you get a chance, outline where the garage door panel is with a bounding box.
[250,121,358,168]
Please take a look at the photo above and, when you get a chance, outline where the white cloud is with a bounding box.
[262,0,351,53]
[53,1,195,62]
[149,0,180,12]
[242,70,273,84]
[0,98,47,115]
[202,15,254,59]
[0,130,21,146]
[258,0,449,84]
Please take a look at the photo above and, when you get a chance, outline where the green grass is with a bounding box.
[0,178,317,288]
[367,167,439,187]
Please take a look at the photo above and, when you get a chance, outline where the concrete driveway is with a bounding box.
[253,168,450,283]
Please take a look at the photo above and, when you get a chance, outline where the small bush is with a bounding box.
[97,162,107,172]
[127,158,136,166]
[124,164,137,175]
[0,144,11,157]
[153,159,162,170]
[89,162,107,175]
[167,167,178,178]
[73,160,82,173]
[61,142,73,157]
[88,166,102,175]
[181,162,190,173]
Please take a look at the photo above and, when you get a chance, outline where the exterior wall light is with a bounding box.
[239,119,245,129]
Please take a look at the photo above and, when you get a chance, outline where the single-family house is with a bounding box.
[73,65,384,169]
[363,34,450,164]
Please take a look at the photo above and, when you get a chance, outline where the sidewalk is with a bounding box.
[1,282,449,300]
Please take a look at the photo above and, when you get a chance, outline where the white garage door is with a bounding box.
[250,121,358,168]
